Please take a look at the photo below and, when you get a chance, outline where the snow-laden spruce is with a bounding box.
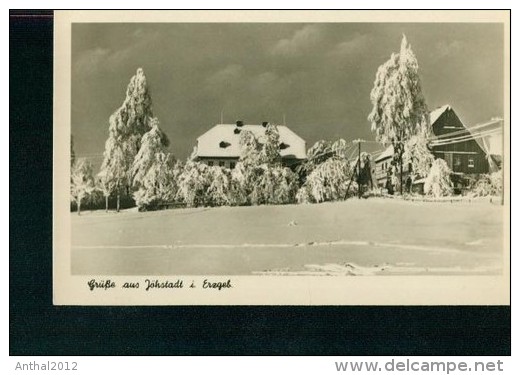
[368,34,430,194]
[98,68,156,211]
[132,118,177,210]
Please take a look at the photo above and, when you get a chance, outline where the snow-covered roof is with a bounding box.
[374,145,394,162]
[196,123,307,159]
[429,104,451,126]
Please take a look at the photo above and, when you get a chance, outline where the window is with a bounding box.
[230,162,236,169]
[208,161,214,166]
[219,161,225,167]
[454,155,462,167]
[468,158,475,168]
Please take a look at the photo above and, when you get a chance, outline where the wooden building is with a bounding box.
[373,105,499,189]
[428,105,490,174]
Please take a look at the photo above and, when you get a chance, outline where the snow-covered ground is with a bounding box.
[71,198,505,275]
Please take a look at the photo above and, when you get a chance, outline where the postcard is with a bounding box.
[53,10,510,305]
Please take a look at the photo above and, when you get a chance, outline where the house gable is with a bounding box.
[430,106,489,174]
[195,123,307,165]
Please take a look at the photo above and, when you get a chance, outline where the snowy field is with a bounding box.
[71,198,504,276]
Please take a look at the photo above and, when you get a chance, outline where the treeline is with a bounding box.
[71,42,503,214]
[70,68,363,214]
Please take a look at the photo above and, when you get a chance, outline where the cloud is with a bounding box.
[249,71,278,91]
[206,64,245,87]
[435,40,463,59]
[74,47,135,76]
[330,34,370,57]
[73,47,111,74]
[272,25,322,56]
[73,30,161,76]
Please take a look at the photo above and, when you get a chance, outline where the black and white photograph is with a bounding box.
[53,10,510,305]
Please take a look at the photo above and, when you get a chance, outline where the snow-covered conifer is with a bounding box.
[71,158,95,215]
[368,35,430,194]
[99,68,157,210]
[132,118,169,188]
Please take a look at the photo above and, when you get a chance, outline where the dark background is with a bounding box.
[10,9,510,356]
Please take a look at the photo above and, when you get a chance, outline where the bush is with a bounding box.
[470,172,503,197]
[176,161,212,207]
[230,162,299,206]
[133,155,182,211]
[297,157,354,203]
[424,158,453,197]
[206,166,233,206]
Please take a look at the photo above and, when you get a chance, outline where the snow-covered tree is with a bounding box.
[97,168,115,212]
[113,67,155,143]
[99,68,157,210]
[229,162,250,206]
[470,171,503,197]
[98,135,128,212]
[132,118,169,187]
[403,132,435,179]
[260,123,282,165]
[424,158,453,197]
[239,130,262,167]
[331,138,350,159]
[368,35,430,194]
[269,165,299,205]
[231,130,262,204]
[130,117,176,210]
[71,158,95,215]
[296,140,332,177]
[297,157,353,203]
[133,152,178,210]
[207,166,233,206]
[296,139,351,182]
[177,161,212,207]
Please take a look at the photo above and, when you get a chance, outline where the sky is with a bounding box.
[71,22,504,168]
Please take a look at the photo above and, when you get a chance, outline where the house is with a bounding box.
[373,145,411,187]
[428,105,497,174]
[193,121,307,169]
[373,105,502,189]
